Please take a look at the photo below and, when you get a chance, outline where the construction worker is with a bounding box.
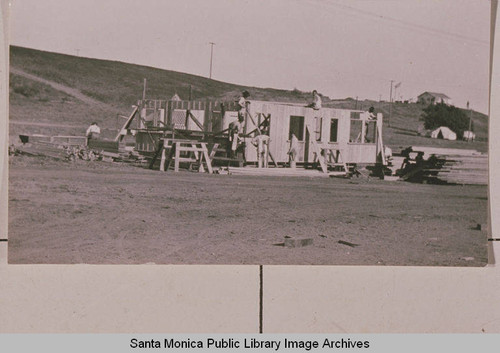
[288,133,299,168]
[306,90,322,110]
[86,122,100,145]
[237,90,250,121]
[368,106,376,120]
[251,134,270,168]
[364,107,377,142]
[228,114,245,158]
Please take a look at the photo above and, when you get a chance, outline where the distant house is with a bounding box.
[431,126,457,141]
[417,92,452,106]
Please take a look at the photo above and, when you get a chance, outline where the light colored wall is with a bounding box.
[246,102,375,164]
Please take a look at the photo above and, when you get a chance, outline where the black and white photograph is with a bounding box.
[7,0,490,266]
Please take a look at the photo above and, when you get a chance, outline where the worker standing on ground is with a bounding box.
[306,90,322,110]
[86,122,100,145]
[288,133,299,168]
[252,134,270,168]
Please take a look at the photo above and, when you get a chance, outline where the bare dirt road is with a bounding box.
[8,156,488,266]
[10,68,115,110]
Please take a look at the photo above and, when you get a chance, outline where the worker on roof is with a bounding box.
[237,90,250,121]
[306,90,322,110]
[86,122,100,145]
[368,106,376,120]
[364,107,377,142]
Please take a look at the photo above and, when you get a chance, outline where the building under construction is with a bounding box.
[115,97,387,175]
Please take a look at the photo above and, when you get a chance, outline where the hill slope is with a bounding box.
[9,46,488,151]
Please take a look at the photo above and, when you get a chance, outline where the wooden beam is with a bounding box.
[188,111,204,130]
[114,105,139,142]
[148,139,164,169]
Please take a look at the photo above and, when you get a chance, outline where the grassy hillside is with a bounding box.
[10,46,321,107]
[9,45,488,151]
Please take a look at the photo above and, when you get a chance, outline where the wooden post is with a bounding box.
[201,143,213,174]
[206,100,213,132]
[388,80,393,127]
[376,113,386,165]
[304,124,310,165]
[174,142,181,172]
[220,103,226,132]
[159,147,166,172]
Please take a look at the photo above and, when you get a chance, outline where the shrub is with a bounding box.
[421,103,470,139]
[12,84,39,98]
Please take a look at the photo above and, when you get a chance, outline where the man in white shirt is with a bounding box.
[251,134,270,168]
[86,122,100,144]
[237,90,250,121]
[306,90,322,110]
[368,106,376,120]
[228,115,245,157]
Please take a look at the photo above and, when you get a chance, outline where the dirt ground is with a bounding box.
[7,155,488,266]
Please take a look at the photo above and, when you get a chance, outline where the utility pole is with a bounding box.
[209,42,216,79]
[388,80,393,128]
[467,101,472,142]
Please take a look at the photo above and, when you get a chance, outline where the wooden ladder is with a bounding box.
[160,140,213,173]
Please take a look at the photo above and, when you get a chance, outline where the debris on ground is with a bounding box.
[474,223,488,232]
[338,240,360,248]
[10,134,148,165]
[284,237,313,248]
[460,257,475,261]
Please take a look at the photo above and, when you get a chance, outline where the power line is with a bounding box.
[300,0,489,46]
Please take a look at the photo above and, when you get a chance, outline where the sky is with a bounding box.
[9,0,492,113]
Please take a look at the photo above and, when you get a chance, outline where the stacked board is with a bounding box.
[226,166,329,178]
[14,143,70,160]
[409,146,488,185]
[425,154,488,185]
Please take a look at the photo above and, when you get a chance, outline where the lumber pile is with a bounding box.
[87,139,120,153]
[396,146,488,185]
[13,143,71,161]
[423,154,488,185]
[13,132,149,165]
[408,146,481,158]
[226,166,329,178]
[19,134,86,146]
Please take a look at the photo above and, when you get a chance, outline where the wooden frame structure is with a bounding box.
[116,98,386,171]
